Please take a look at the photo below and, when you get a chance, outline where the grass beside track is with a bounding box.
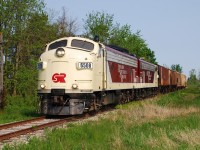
[3,84,200,150]
[0,108,37,124]
[0,96,40,124]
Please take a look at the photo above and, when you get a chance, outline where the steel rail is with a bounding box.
[0,116,46,130]
[0,107,114,142]
[0,117,75,142]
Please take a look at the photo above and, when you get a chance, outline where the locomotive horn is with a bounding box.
[93,35,99,42]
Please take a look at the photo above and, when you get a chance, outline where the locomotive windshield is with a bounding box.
[71,39,94,51]
[48,40,67,50]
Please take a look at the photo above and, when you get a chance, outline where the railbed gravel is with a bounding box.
[0,110,116,149]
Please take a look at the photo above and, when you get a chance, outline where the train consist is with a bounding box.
[37,36,186,115]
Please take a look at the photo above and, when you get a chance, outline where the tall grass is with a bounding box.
[156,84,200,108]
[4,113,200,150]
[0,95,39,124]
[3,84,200,149]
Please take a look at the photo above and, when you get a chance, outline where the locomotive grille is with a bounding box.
[51,89,65,95]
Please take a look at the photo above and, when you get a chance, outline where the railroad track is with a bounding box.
[0,116,76,143]
[0,106,115,146]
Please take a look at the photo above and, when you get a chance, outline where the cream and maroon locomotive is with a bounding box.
[37,36,186,115]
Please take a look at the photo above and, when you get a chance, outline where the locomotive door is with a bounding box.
[99,44,107,90]
[94,44,107,91]
[102,47,107,90]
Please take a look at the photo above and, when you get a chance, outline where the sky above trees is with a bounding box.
[44,0,200,77]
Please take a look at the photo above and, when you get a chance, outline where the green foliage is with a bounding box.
[171,64,183,73]
[83,11,157,64]
[110,26,157,63]
[1,0,46,97]
[188,69,198,85]
[109,24,132,48]
[157,88,200,108]
[4,85,200,149]
[0,95,39,124]
[5,120,116,149]
[83,11,114,43]
[0,0,47,113]
[4,110,200,150]
[0,4,196,150]
[1,7,158,109]
[156,81,200,108]
[15,62,38,97]
[4,58,38,96]
[1,1,79,101]
[23,12,58,58]
[120,113,200,150]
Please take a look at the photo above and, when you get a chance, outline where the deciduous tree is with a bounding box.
[188,69,197,85]
[56,7,78,37]
[83,11,157,63]
[83,11,114,43]
[1,0,45,96]
[171,64,183,73]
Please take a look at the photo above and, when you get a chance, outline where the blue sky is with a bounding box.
[44,0,200,77]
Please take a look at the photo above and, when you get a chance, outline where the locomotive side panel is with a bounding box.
[105,47,158,90]
[106,46,139,90]
[139,59,157,85]
[107,46,139,83]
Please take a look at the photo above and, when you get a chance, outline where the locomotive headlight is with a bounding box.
[40,84,46,89]
[56,48,65,57]
[72,84,78,89]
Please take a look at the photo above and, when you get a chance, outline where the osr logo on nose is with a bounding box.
[52,73,66,83]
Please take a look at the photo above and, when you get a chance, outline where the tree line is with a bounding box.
[0,0,187,107]
[0,1,78,98]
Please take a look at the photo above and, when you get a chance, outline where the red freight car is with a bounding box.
[181,74,187,88]
[170,70,177,91]
[158,65,170,93]
[176,72,182,88]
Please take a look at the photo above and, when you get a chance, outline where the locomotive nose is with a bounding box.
[50,62,68,88]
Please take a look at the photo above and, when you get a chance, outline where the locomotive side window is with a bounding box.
[71,39,94,51]
[48,40,67,50]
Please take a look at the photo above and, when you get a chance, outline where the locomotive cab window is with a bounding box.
[48,40,67,51]
[71,39,94,51]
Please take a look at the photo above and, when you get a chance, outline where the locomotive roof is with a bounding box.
[47,37,96,45]
[106,45,129,54]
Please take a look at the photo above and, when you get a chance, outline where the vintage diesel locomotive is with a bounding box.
[37,36,186,115]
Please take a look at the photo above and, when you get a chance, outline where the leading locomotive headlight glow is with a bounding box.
[56,48,65,57]
[72,84,78,89]
[40,84,45,89]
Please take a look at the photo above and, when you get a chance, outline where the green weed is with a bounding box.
[2,85,200,150]
[0,95,39,124]
[156,86,200,108]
